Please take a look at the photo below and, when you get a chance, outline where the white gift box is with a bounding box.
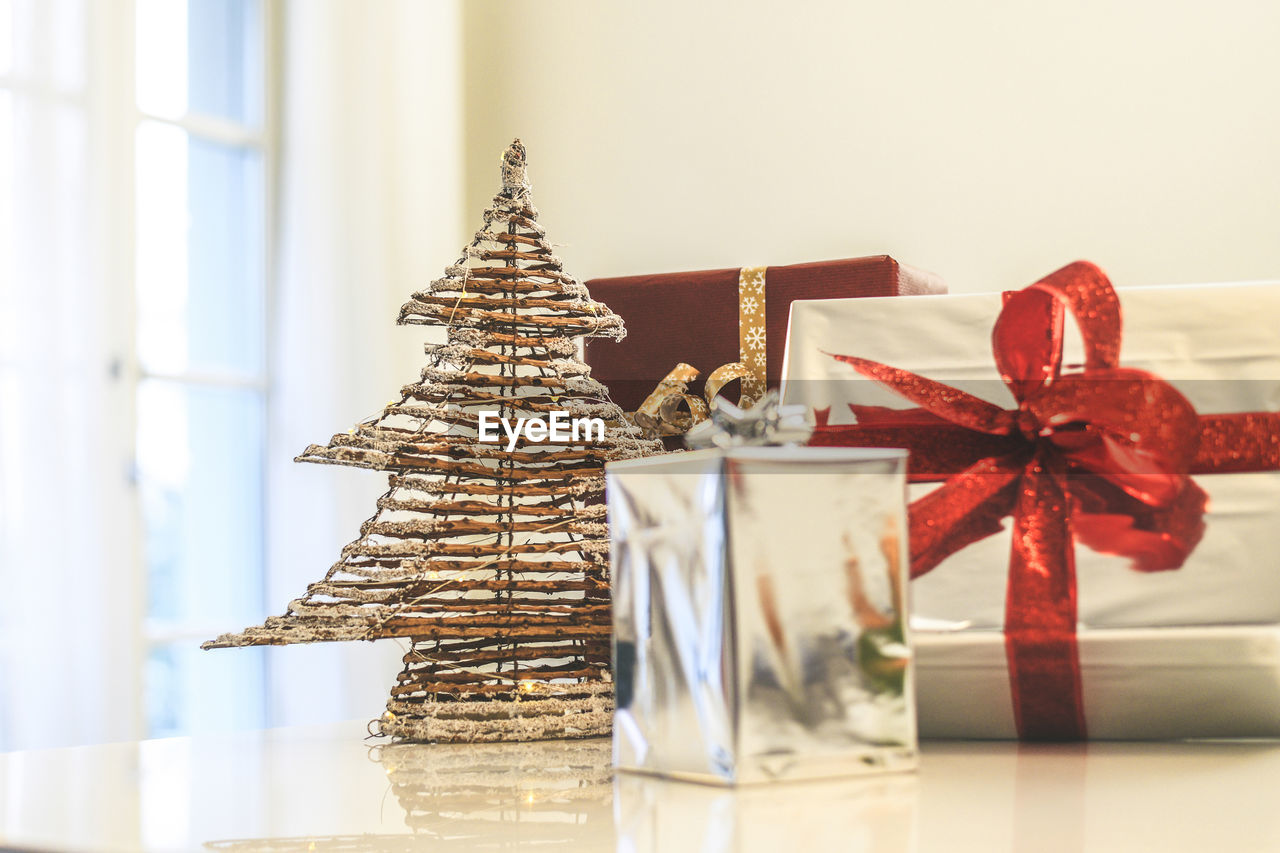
[916,626,1280,739]
[781,277,1280,739]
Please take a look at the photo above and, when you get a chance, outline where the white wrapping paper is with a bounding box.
[781,281,1280,738]
[915,626,1280,739]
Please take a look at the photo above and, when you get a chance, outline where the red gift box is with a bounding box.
[583,256,944,413]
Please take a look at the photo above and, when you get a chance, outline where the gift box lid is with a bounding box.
[606,444,907,472]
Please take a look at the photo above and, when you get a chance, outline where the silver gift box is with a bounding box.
[606,446,917,785]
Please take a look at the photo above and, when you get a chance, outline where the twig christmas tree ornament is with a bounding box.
[204,140,662,743]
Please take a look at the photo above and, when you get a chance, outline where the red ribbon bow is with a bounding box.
[813,261,1280,739]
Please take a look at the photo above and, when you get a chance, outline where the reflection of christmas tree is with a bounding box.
[204,739,615,853]
[205,836,416,852]
[382,739,613,847]
[204,140,661,742]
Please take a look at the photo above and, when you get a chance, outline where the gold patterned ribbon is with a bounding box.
[633,266,769,437]
[737,265,768,401]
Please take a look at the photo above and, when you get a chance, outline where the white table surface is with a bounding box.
[2,721,1279,852]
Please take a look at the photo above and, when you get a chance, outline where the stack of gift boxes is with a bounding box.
[589,254,1280,785]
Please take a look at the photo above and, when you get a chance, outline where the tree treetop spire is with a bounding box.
[501,138,529,194]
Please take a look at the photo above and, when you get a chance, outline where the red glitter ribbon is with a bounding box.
[812,261,1280,740]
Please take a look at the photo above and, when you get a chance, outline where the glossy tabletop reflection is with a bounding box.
[3,721,1280,852]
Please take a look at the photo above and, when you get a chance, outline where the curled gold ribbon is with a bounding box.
[631,266,771,438]
[634,361,760,437]
[633,363,708,436]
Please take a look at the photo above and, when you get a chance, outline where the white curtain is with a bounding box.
[0,0,465,749]
[263,0,464,728]
[0,0,139,751]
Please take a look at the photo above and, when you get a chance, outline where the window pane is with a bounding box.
[0,0,12,76]
[9,0,85,90]
[1,95,89,369]
[137,379,265,628]
[188,0,262,125]
[135,121,188,373]
[188,134,265,371]
[135,0,188,118]
[136,120,265,376]
[146,642,266,738]
[137,0,262,125]
[0,92,11,348]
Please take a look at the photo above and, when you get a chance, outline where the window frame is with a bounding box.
[128,0,280,738]
[0,0,279,747]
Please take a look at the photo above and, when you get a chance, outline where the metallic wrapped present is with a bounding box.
[606,444,917,784]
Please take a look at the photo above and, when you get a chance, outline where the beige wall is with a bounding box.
[460,1,1280,292]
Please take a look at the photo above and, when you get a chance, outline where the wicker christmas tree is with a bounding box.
[205,140,661,743]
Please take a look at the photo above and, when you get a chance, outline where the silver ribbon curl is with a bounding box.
[683,389,813,449]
